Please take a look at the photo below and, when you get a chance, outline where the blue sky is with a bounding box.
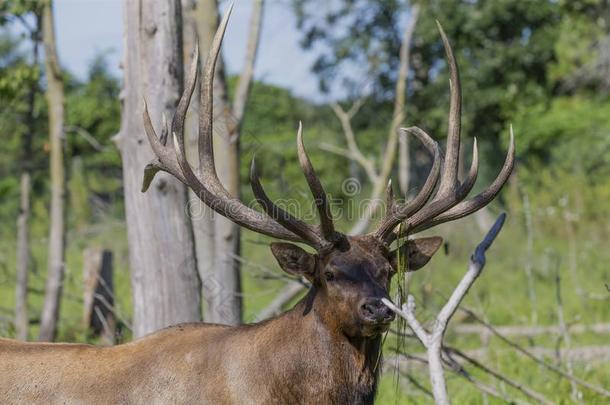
[53,0,329,102]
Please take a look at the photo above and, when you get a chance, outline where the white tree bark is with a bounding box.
[39,0,66,342]
[193,0,264,325]
[116,0,201,338]
[15,171,31,340]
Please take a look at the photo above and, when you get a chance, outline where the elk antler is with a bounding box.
[372,22,515,243]
[142,5,341,250]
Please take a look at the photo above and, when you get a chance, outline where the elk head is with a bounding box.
[141,7,514,338]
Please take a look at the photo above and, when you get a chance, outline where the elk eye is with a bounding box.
[324,271,335,281]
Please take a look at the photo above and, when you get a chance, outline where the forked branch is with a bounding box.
[326,5,421,236]
[383,213,507,405]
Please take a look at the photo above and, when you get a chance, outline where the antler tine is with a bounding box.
[385,23,465,235]
[373,127,441,241]
[385,180,394,214]
[172,44,199,149]
[171,111,303,242]
[412,127,515,233]
[296,122,340,242]
[396,128,442,211]
[371,25,514,243]
[435,21,461,198]
[198,3,232,185]
[250,158,326,248]
[455,137,479,199]
[141,101,187,192]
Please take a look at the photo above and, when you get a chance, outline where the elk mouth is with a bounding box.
[360,312,395,336]
[359,319,392,337]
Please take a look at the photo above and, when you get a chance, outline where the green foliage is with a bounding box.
[64,55,122,216]
[0,0,41,23]
[515,96,610,177]
[238,79,349,211]
[0,29,46,233]
[294,0,405,94]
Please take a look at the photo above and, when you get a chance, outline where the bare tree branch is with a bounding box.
[396,4,419,196]
[387,352,505,402]
[444,346,554,405]
[454,322,610,339]
[555,268,582,402]
[459,307,610,398]
[231,0,264,127]
[329,101,379,183]
[64,125,108,151]
[383,213,506,405]
[325,6,420,235]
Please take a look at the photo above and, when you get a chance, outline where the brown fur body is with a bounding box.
[0,236,442,404]
[0,299,380,405]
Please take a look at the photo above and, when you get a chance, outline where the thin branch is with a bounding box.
[383,296,429,346]
[319,143,358,161]
[330,101,379,183]
[64,125,108,151]
[349,6,420,234]
[93,293,132,332]
[92,305,113,340]
[440,352,506,402]
[435,214,505,334]
[555,267,582,402]
[396,4,419,196]
[387,352,505,402]
[454,322,610,339]
[445,346,554,405]
[459,306,610,398]
[384,214,506,405]
[231,0,264,127]
[400,371,434,399]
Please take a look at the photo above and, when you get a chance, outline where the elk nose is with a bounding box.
[360,298,395,323]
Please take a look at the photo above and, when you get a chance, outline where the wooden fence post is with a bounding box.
[83,248,114,344]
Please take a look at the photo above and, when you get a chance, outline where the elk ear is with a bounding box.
[389,236,443,271]
[270,243,316,279]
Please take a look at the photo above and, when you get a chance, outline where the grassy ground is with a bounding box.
[0,199,608,403]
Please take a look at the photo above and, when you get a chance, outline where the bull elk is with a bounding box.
[0,7,514,405]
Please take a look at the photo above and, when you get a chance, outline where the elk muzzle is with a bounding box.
[359,298,395,325]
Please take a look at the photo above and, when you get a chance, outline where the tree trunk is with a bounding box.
[39,0,66,342]
[15,171,31,341]
[83,247,115,345]
[194,0,240,325]
[15,17,40,341]
[117,0,201,338]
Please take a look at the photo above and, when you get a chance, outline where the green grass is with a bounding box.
[0,199,608,404]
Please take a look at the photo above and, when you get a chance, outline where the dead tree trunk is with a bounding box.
[15,171,31,341]
[39,0,66,342]
[116,0,201,338]
[193,0,264,325]
[83,248,115,344]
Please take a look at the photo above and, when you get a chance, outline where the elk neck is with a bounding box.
[248,286,383,404]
